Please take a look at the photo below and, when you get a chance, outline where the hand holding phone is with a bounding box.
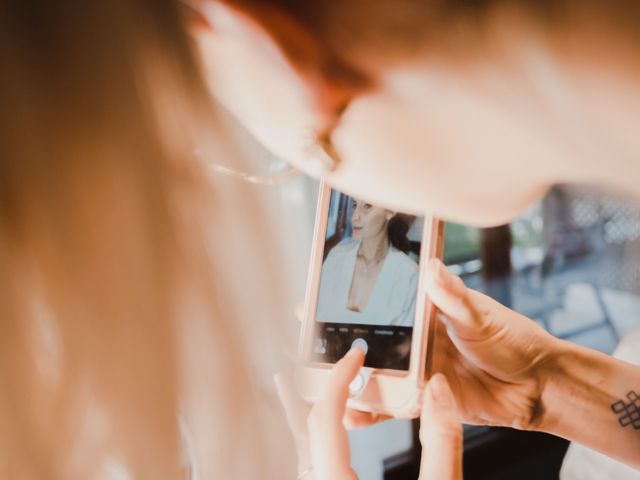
[277,352,462,480]
[296,183,444,417]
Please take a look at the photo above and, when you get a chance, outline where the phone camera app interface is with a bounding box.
[312,190,424,370]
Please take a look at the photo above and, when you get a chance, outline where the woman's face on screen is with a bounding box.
[351,200,389,241]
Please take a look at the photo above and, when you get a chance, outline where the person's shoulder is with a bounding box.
[388,248,419,274]
[325,238,358,260]
[331,238,359,254]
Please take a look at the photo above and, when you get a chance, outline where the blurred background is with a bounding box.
[233,121,640,479]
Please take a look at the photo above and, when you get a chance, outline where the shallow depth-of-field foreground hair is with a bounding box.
[0,1,291,478]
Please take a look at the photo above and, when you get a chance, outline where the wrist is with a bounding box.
[534,337,640,469]
[534,336,574,433]
[508,331,567,432]
[535,337,616,436]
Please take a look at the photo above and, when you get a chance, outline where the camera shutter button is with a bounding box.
[351,338,368,355]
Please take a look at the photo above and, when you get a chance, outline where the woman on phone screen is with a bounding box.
[317,198,418,327]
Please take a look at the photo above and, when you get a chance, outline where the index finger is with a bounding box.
[307,347,365,479]
[318,346,365,418]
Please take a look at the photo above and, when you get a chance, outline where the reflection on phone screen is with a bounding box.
[312,189,424,370]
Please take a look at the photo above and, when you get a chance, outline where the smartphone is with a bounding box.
[296,182,445,417]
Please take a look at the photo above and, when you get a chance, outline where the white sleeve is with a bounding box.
[394,269,418,327]
[317,248,341,322]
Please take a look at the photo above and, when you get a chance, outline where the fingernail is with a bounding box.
[429,374,454,403]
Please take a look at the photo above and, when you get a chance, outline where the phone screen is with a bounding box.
[311,189,424,371]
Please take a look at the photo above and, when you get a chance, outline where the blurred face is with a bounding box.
[351,199,390,241]
[191,2,636,226]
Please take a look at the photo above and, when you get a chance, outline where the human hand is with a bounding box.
[418,373,463,480]
[276,349,464,480]
[275,347,364,480]
[346,258,559,431]
[426,258,559,429]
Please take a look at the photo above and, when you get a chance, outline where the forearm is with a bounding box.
[539,339,640,468]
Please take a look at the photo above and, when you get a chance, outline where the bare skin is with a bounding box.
[424,260,640,468]
[347,200,391,312]
[188,1,640,475]
[275,350,462,480]
[348,260,640,469]
[347,259,384,313]
[192,1,640,224]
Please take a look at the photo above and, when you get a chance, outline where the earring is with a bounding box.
[301,130,340,176]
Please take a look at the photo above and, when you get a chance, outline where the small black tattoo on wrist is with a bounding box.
[611,390,640,430]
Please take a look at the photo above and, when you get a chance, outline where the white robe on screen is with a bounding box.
[316,239,418,327]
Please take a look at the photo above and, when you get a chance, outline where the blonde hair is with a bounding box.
[0,1,292,478]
